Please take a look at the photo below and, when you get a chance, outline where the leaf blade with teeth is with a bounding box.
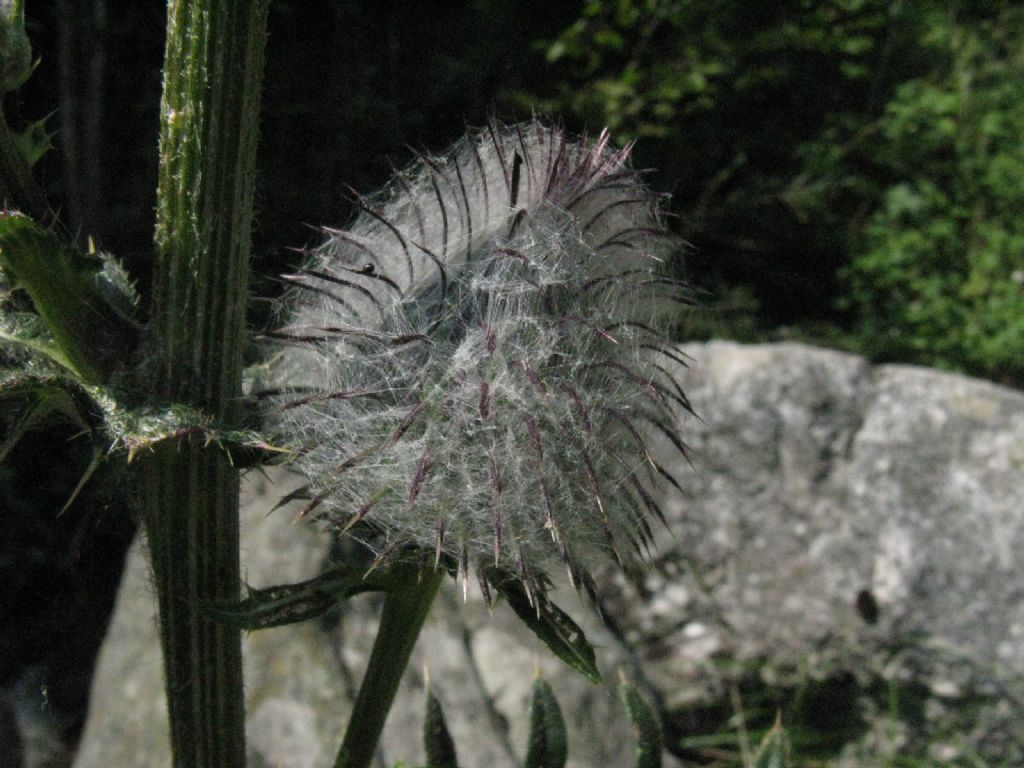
[207,564,394,630]
[486,568,601,684]
[524,676,568,768]
[620,678,663,768]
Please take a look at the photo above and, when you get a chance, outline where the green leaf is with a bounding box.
[0,212,136,383]
[12,114,53,167]
[524,676,567,768]
[0,374,94,459]
[0,327,75,371]
[423,686,458,768]
[620,679,662,768]
[207,563,394,630]
[752,715,790,768]
[485,568,601,684]
[0,305,78,373]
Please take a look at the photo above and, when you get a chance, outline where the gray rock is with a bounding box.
[611,342,1024,761]
[74,342,1024,766]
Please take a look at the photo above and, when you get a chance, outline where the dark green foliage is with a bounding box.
[423,686,458,768]
[667,656,1024,766]
[841,7,1024,383]
[486,568,601,684]
[509,1,1024,384]
[418,674,670,768]
[620,680,663,768]
[524,676,567,768]
[672,671,868,763]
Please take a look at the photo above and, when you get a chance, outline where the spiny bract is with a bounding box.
[268,120,690,592]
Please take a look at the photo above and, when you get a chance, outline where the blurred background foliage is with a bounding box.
[15,0,1024,389]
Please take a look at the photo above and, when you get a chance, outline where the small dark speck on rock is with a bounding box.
[856,588,880,625]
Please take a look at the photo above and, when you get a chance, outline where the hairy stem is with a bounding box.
[334,568,444,768]
[143,1,269,766]
[144,441,247,767]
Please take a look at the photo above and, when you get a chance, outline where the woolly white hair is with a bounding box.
[268,120,689,593]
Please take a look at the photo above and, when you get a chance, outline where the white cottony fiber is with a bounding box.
[268,120,689,589]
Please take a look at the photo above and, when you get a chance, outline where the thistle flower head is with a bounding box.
[268,121,689,591]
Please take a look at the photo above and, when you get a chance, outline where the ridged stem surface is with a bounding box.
[143,2,269,766]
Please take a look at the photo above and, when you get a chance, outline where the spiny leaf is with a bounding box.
[0,327,75,371]
[0,310,77,373]
[423,686,458,768]
[486,567,601,684]
[752,715,790,768]
[0,383,90,462]
[0,212,137,383]
[105,402,284,466]
[620,678,662,768]
[12,114,53,167]
[524,676,567,768]
[207,563,394,630]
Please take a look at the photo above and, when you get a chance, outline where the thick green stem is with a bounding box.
[145,441,245,767]
[144,2,269,767]
[334,568,444,768]
[151,0,269,410]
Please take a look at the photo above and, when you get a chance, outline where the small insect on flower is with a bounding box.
[267,120,691,594]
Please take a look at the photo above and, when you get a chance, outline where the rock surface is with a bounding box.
[73,342,1024,767]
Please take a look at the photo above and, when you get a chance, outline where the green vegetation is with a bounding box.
[842,8,1024,383]
[511,1,1024,385]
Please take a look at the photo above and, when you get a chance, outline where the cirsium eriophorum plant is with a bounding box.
[269,120,690,595]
